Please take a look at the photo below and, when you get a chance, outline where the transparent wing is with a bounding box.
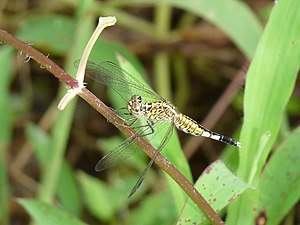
[95,123,152,171]
[95,135,139,171]
[95,119,157,171]
[95,119,173,172]
[128,123,174,197]
[75,60,163,102]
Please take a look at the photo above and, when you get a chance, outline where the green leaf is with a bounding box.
[258,125,300,225]
[25,124,82,216]
[17,15,75,55]
[178,160,251,224]
[127,190,177,225]
[227,0,300,223]
[238,0,300,183]
[77,171,132,221]
[0,45,14,225]
[56,163,83,217]
[17,199,87,225]
[0,46,14,142]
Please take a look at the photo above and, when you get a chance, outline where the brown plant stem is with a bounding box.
[0,28,224,225]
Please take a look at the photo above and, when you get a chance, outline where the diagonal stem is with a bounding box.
[0,28,225,225]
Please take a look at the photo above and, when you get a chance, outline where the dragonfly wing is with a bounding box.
[128,123,174,197]
[75,60,163,103]
[95,136,139,171]
[95,119,155,171]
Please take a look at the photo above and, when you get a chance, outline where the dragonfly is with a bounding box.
[77,60,241,197]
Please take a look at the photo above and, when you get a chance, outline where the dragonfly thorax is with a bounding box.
[127,95,178,122]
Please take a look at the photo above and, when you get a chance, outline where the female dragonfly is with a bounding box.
[78,60,241,197]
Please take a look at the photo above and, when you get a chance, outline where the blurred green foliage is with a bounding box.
[0,0,300,225]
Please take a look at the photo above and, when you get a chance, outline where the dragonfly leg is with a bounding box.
[128,124,173,197]
[109,106,136,127]
[130,120,154,137]
[112,106,130,116]
[127,117,139,126]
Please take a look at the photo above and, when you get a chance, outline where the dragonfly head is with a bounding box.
[128,95,143,116]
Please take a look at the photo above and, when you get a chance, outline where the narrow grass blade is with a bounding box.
[0,46,14,225]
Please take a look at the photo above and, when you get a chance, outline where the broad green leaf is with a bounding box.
[17,15,74,55]
[178,160,251,224]
[238,0,300,184]
[227,0,300,223]
[17,199,87,225]
[258,125,300,225]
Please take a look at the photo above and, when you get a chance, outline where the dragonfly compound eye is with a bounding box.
[131,95,142,103]
[137,95,142,102]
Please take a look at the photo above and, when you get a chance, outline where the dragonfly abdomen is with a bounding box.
[174,114,207,135]
[174,114,241,147]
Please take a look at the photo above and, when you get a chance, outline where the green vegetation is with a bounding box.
[0,0,299,224]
